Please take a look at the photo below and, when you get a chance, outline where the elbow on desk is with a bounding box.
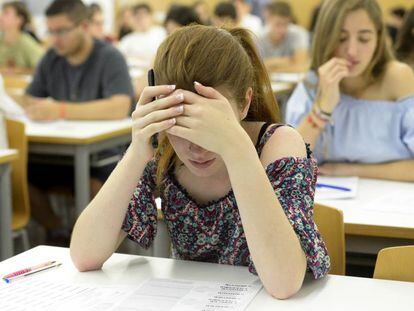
[265,281,302,300]
[70,247,103,272]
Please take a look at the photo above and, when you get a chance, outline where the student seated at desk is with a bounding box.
[0,1,43,73]
[118,4,166,66]
[71,25,330,299]
[164,5,202,35]
[23,0,134,245]
[285,0,414,182]
[257,1,309,73]
[212,1,238,28]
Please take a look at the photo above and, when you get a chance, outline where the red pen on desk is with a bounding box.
[2,261,57,283]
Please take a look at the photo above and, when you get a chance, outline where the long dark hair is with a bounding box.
[395,7,414,63]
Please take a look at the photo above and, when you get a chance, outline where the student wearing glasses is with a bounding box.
[285,0,414,182]
[24,0,134,245]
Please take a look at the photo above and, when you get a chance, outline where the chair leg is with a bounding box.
[21,229,30,251]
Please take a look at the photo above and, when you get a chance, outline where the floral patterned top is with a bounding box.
[122,124,330,279]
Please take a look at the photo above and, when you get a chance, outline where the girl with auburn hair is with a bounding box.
[70,25,329,299]
[286,0,414,182]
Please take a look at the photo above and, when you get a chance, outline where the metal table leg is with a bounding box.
[74,146,90,216]
[0,164,13,260]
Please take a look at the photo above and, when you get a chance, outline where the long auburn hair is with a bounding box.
[311,0,393,81]
[153,25,280,186]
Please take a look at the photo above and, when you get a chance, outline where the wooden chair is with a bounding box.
[373,246,414,282]
[6,119,30,250]
[313,203,346,275]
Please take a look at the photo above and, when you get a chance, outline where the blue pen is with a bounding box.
[316,183,351,192]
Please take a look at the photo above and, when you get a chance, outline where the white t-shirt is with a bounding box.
[240,14,263,36]
[118,26,166,65]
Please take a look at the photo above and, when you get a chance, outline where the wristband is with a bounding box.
[59,102,66,119]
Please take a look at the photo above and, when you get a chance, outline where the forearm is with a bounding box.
[343,160,414,182]
[223,136,306,299]
[62,95,131,120]
[70,147,148,270]
[297,109,326,150]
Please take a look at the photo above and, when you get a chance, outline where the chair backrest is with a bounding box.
[313,203,345,275]
[6,119,30,230]
[374,246,414,282]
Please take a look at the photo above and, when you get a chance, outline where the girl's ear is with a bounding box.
[240,87,252,120]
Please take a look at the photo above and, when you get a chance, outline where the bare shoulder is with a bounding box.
[260,125,307,168]
[382,61,414,100]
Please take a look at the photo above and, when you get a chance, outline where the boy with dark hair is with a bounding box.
[24,0,134,245]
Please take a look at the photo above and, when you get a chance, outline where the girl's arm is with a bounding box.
[70,85,184,271]
[222,126,311,299]
[320,160,414,182]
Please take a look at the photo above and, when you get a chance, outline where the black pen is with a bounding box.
[147,69,158,148]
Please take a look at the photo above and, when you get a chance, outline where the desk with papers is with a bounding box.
[0,245,413,310]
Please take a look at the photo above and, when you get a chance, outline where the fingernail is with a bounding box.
[176,93,184,101]
[194,81,201,86]
[170,118,176,124]
[168,85,176,90]
[175,105,184,113]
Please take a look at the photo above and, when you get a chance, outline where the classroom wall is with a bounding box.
[116,0,414,30]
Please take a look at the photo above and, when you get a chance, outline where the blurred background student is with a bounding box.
[118,3,165,66]
[233,0,263,35]
[395,7,414,70]
[164,4,202,35]
[212,1,238,28]
[87,3,113,43]
[24,0,134,245]
[116,5,134,40]
[285,0,414,182]
[0,1,43,73]
[258,1,309,72]
[193,0,211,25]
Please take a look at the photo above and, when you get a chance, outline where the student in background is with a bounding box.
[118,3,166,66]
[164,5,202,35]
[213,2,238,28]
[193,0,212,26]
[87,3,113,43]
[116,5,134,40]
[0,1,43,72]
[70,25,330,299]
[257,1,309,73]
[386,7,406,45]
[24,0,134,245]
[395,7,414,70]
[233,0,263,35]
[285,0,414,182]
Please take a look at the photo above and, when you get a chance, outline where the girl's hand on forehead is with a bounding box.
[131,85,185,162]
[166,81,248,157]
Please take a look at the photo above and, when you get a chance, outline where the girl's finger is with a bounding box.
[141,118,177,137]
[134,105,184,129]
[134,92,184,118]
[137,85,176,106]
[193,81,225,100]
[166,125,193,140]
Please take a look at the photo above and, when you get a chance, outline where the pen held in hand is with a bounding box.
[316,183,351,192]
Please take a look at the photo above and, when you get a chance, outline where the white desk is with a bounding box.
[26,119,132,215]
[0,149,18,260]
[317,178,414,253]
[1,245,413,310]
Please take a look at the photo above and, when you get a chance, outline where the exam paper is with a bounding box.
[0,278,133,311]
[0,277,262,311]
[315,176,359,200]
[113,278,263,311]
